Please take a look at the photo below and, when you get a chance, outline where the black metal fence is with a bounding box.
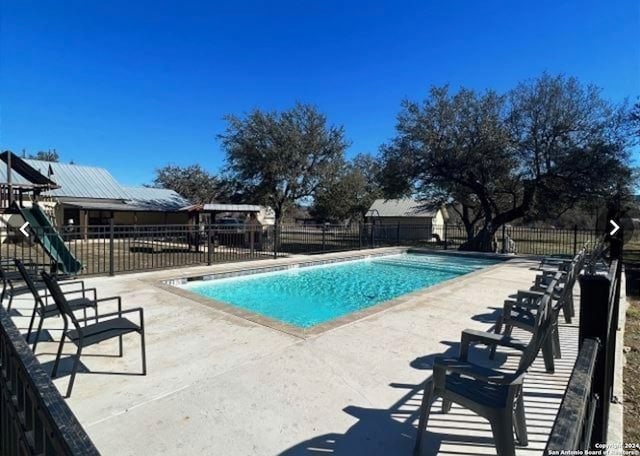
[0,222,603,276]
[546,245,622,452]
[0,306,99,455]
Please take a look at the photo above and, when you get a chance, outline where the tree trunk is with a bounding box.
[459,225,498,252]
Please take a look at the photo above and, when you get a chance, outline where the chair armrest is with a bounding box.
[91,307,143,327]
[433,357,517,385]
[539,257,570,269]
[94,296,122,315]
[57,280,87,295]
[460,329,528,360]
[503,299,516,315]
[515,290,544,308]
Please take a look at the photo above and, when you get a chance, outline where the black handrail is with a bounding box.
[545,338,601,452]
[546,246,622,451]
[0,306,100,455]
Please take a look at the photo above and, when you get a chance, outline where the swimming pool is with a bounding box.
[177,253,501,329]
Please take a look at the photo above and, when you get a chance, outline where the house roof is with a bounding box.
[0,152,59,188]
[63,201,153,212]
[181,203,262,213]
[25,160,131,200]
[122,187,190,211]
[367,198,440,218]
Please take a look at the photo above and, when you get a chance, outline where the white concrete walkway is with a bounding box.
[8,251,578,455]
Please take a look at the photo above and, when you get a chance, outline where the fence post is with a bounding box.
[207,226,213,266]
[358,223,363,250]
[578,272,613,445]
[273,225,278,259]
[501,225,506,254]
[397,223,401,246]
[443,223,448,250]
[108,219,115,276]
[573,224,578,255]
[322,224,326,251]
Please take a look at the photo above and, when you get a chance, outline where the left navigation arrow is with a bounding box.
[19,222,30,238]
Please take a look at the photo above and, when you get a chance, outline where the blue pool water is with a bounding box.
[181,253,500,328]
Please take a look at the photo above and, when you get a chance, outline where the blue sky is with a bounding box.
[1,0,639,186]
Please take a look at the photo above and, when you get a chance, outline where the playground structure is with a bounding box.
[0,151,82,275]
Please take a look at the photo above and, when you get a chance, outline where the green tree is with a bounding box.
[28,149,59,162]
[631,101,640,137]
[220,103,349,223]
[311,153,383,223]
[151,164,227,204]
[380,74,634,251]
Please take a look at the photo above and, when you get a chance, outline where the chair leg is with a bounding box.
[32,315,46,354]
[541,337,555,374]
[513,392,528,446]
[490,413,516,456]
[441,399,452,414]
[504,324,513,337]
[552,323,562,359]
[7,292,13,311]
[413,383,435,455]
[563,297,573,324]
[140,331,147,375]
[26,303,39,344]
[489,316,503,360]
[66,345,83,398]
[118,334,124,357]
[52,337,66,378]
[568,294,575,318]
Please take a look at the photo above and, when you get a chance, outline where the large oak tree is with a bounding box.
[220,103,349,223]
[311,153,383,223]
[151,164,227,204]
[380,74,634,251]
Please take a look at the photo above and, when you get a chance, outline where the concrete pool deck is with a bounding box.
[9,249,583,455]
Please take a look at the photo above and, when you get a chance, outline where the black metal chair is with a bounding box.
[41,271,147,397]
[0,259,48,311]
[14,260,102,353]
[0,258,85,311]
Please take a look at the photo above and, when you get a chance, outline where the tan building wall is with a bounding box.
[369,208,448,241]
[111,211,189,225]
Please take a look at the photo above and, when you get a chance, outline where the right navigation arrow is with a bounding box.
[609,220,620,236]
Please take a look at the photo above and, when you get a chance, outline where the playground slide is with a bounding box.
[18,204,82,275]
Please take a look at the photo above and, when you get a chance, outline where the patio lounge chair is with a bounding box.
[537,241,589,271]
[521,248,585,325]
[14,259,103,353]
[0,259,48,310]
[414,277,559,456]
[491,257,582,360]
[41,271,147,397]
[0,259,81,311]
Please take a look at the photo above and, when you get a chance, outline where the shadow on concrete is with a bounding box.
[279,321,577,456]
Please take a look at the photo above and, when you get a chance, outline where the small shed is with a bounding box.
[180,203,274,226]
[366,198,448,239]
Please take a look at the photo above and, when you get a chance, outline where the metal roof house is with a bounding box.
[367,198,447,221]
[1,158,190,231]
[366,198,448,239]
[181,203,276,226]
